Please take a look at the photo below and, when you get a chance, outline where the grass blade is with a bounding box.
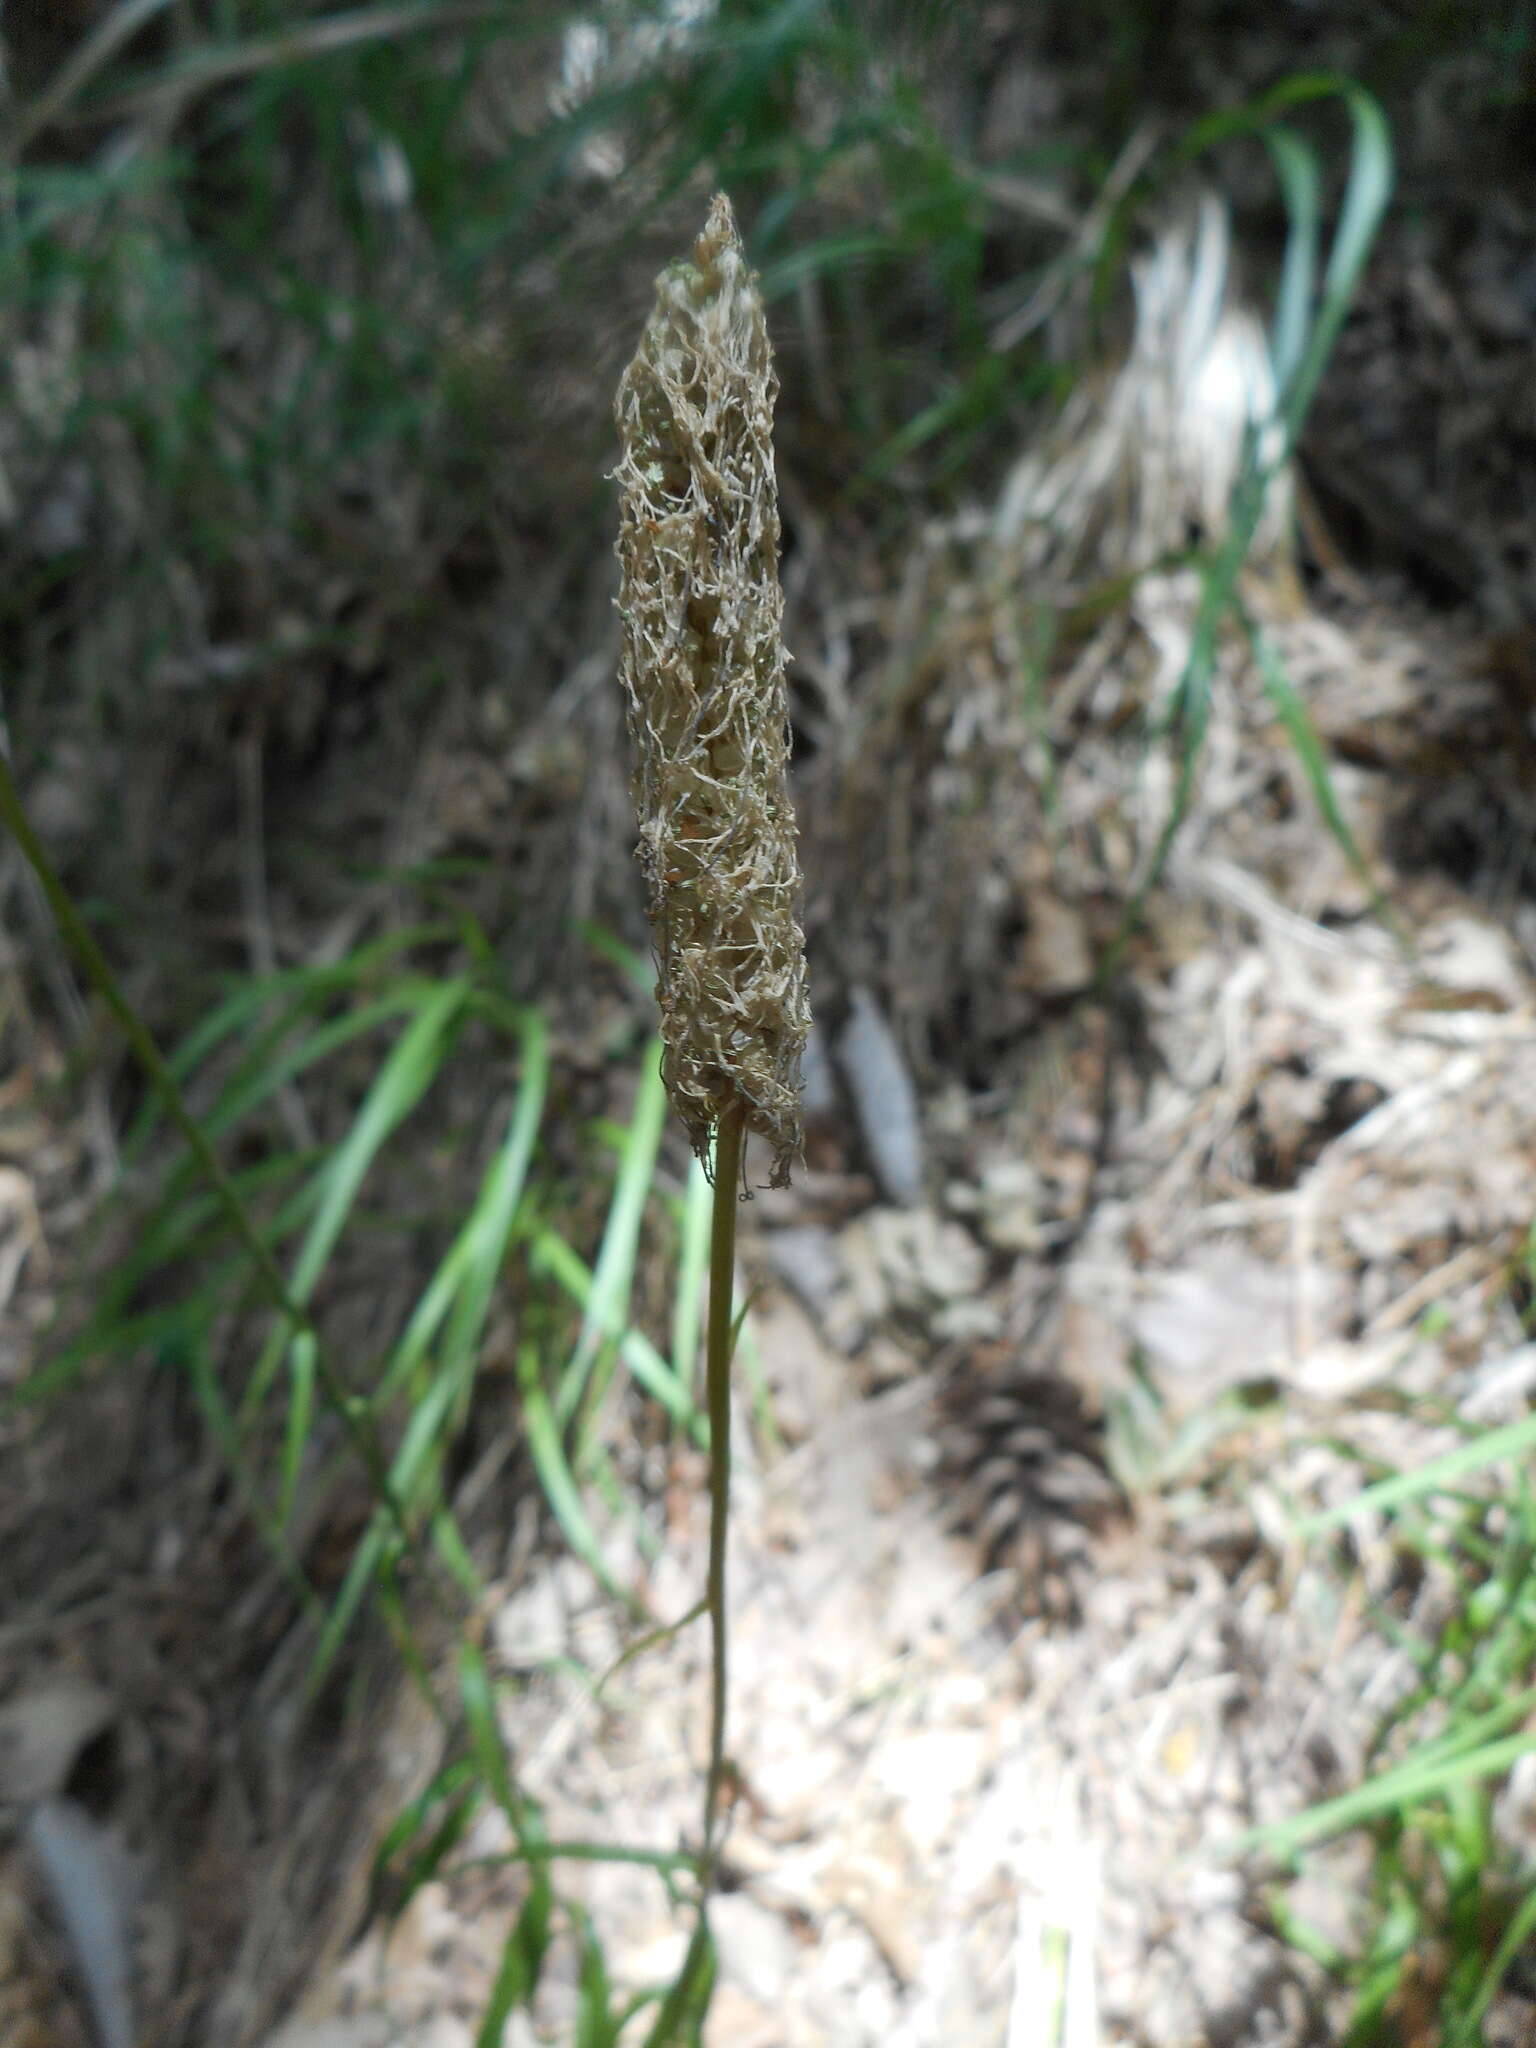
[519,1343,636,1612]
[476,1874,555,2048]
[1239,1729,1536,1863]
[573,1906,621,2048]
[641,1915,716,2048]
[243,977,471,1422]
[1243,611,1406,947]
[1295,1413,1536,1537]
[1263,125,1320,394]
[531,1228,700,1441]
[670,1158,711,1406]
[556,1042,669,1440]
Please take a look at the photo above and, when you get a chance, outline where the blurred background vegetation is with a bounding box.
[4,2,1536,2043]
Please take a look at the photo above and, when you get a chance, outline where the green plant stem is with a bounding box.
[701,1106,745,1873]
[641,1112,743,2048]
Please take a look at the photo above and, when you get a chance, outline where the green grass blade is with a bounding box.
[461,1636,554,2044]
[303,1014,549,1659]
[641,1914,716,2048]
[180,1336,321,1625]
[372,1755,479,1893]
[149,987,434,1203]
[278,1330,318,1527]
[475,1873,555,2048]
[531,1228,700,1441]
[1289,83,1393,440]
[310,1519,394,1695]
[126,985,316,1157]
[1296,1413,1536,1537]
[428,1499,481,1602]
[288,977,472,1304]
[308,1362,470,1688]
[23,1153,325,1405]
[125,927,453,1152]
[579,923,655,997]
[19,1301,213,1405]
[1243,612,1406,947]
[1263,125,1320,394]
[1178,75,1392,446]
[1459,1882,1536,2043]
[573,1906,621,2048]
[436,1009,549,1408]
[518,1343,635,1611]
[243,977,471,1421]
[459,1637,522,1826]
[397,1785,480,1913]
[670,1158,711,1405]
[1241,1729,1536,1863]
[368,1000,546,1410]
[556,1041,669,1438]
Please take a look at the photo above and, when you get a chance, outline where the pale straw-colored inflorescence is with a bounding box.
[613,193,809,1186]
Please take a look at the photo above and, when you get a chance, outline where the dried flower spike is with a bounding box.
[614,193,809,1185]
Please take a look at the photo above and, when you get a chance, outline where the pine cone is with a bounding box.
[936,1363,1127,1623]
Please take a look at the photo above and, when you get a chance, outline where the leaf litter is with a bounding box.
[4,34,1536,2048]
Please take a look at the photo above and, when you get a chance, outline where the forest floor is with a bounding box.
[269,594,1536,2048]
[8,532,1536,2048]
[3,12,1536,2048]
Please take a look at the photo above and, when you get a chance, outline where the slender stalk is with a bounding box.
[615,197,807,2043]
[701,1106,745,1871]
[639,1109,744,2048]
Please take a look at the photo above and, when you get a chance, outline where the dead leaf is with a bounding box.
[0,1679,116,1805]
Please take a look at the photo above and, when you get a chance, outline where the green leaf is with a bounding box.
[1244,612,1406,948]
[475,1871,555,2046]
[1296,1413,1536,1536]
[373,1755,478,1883]
[556,1042,669,1444]
[669,1158,712,1410]
[579,922,653,996]
[531,1228,700,1441]
[519,1344,637,1612]
[243,976,471,1424]
[308,1364,467,1689]
[372,1757,481,1915]
[459,1638,522,1828]
[641,1915,716,2048]
[1238,1727,1536,1862]
[1263,126,1320,394]
[278,1330,317,1526]
[573,1906,621,2048]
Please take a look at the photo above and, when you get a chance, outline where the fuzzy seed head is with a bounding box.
[613,193,809,1185]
